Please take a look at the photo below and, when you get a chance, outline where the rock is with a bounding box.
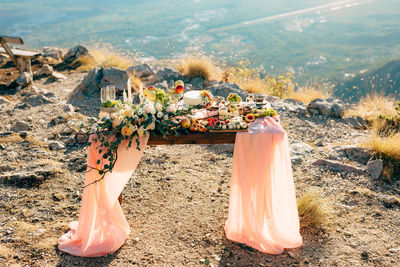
[361,251,369,261]
[0,96,10,105]
[63,137,76,146]
[376,194,400,209]
[0,169,56,187]
[291,156,303,165]
[313,159,365,174]
[191,77,204,89]
[307,98,344,118]
[41,47,63,60]
[367,160,383,179]
[76,130,89,143]
[11,121,30,132]
[49,141,65,150]
[62,104,74,113]
[153,81,169,91]
[0,131,12,137]
[57,45,91,70]
[52,193,65,202]
[287,249,301,259]
[346,116,367,130]
[51,71,67,80]
[50,116,67,125]
[127,64,155,78]
[290,142,314,155]
[19,131,28,138]
[207,82,248,99]
[24,95,52,107]
[33,64,53,78]
[16,72,33,87]
[77,67,131,95]
[333,145,371,164]
[151,67,183,83]
[389,247,400,254]
[32,229,46,236]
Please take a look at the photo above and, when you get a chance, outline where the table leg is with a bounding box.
[118,193,122,205]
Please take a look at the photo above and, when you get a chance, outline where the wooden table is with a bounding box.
[118,132,239,204]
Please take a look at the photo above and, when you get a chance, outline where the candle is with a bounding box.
[123,90,127,103]
[127,78,132,104]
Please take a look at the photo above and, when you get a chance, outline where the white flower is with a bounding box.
[163,114,169,121]
[157,111,164,118]
[155,103,163,112]
[123,107,134,118]
[144,103,155,114]
[222,125,227,130]
[228,123,233,129]
[166,104,176,113]
[132,115,139,122]
[132,125,138,132]
[112,115,123,128]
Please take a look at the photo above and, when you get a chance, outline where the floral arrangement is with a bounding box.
[200,90,214,106]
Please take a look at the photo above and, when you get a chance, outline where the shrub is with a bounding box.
[76,44,136,71]
[177,56,220,80]
[373,101,400,136]
[289,79,332,104]
[297,190,331,232]
[345,93,397,122]
[226,60,295,98]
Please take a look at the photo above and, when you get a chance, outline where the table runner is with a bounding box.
[224,117,303,253]
[58,135,149,257]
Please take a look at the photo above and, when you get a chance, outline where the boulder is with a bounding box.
[49,141,65,150]
[24,95,52,107]
[346,116,367,130]
[33,64,53,78]
[207,82,248,99]
[313,159,365,174]
[290,142,314,155]
[333,145,371,164]
[307,98,344,118]
[274,100,307,115]
[41,47,63,60]
[153,81,169,91]
[16,72,33,87]
[76,130,89,143]
[51,71,67,80]
[367,160,383,179]
[56,45,91,70]
[76,67,131,97]
[11,121,30,132]
[127,64,155,78]
[151,67,183,83]
[191,77,204,89]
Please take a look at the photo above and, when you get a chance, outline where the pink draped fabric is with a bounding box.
[58,135,149,257]
[225,117,303,254]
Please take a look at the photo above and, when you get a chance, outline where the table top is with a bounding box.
[148,132,239,145]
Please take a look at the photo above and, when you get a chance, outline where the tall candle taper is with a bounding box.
[123,90,127,103]
[127,78,132,104]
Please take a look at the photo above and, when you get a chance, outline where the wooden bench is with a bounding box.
[0,36,40,74]
[118,132,238,204]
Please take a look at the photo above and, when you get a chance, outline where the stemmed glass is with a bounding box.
[101,85,116,103]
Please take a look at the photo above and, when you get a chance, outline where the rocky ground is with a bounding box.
[1,48,400,266]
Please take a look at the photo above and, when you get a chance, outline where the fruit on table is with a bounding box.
[180,117,191,128]
[175,85,184,94]
[198,125,207,132]
[227,93,242,103]
[270,109,278,117]
[240,122,248,129]
[190,123,198,132]
[175,80,184,87]
[245,114,256,122]
[102,99,114,107]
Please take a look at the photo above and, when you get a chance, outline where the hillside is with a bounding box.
[0,46,400,266]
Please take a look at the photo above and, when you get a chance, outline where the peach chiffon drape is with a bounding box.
[225,117,303,253]
[58,135,149,257]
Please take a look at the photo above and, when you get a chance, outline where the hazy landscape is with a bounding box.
[1,0,399,83]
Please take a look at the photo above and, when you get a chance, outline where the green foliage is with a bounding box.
[376,101,400,136]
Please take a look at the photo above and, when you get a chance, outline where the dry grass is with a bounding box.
[346,93,397,121]
[366,133,400,161]
[76,44,136,71]
[289,80,332,104]
[177,56,220,80]
[297,190,331,232]
[127,70,143,92]
[226,60,295,98]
